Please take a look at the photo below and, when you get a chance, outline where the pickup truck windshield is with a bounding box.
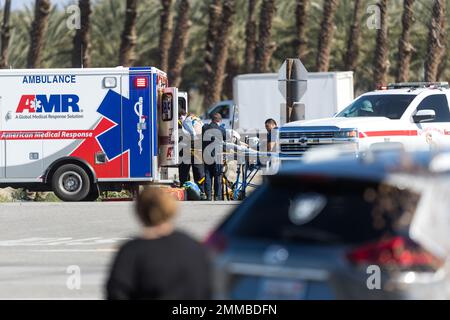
[337,94,416,119]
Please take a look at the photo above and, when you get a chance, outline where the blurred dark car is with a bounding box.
[205,150,450,300]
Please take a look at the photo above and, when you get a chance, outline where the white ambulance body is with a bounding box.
[279,83,450,158]
[0,67,180,201]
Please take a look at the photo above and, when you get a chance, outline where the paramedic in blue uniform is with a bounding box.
[202,113,226,201]
[178,105,205,195]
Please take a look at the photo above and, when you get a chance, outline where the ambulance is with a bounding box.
[0,67,182,201]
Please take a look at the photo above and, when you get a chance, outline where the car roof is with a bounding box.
[274,151,434,183]
[362,88,450,96]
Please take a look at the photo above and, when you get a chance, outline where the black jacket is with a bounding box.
[202,122,226,161]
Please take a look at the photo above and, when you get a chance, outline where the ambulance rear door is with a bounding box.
[158,87,179,167]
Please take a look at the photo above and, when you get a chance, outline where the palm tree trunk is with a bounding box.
[159,0,173,71]
[254,0,277,73]
[203,0,235,109]
[343,0,362,71]
[168,0,191,88]
[244,0,258,73]
[27,0,51,68]
[396,0,415,82]
[119,0,138,67]
[0,0,11,68]
[224,52,240,99]
[203,0,222,95]
[373,0,389,87]
[425,0,447,82]
[437,51,448,80]
[72,0,92,68]
[316,0,339,72]
[295,0,309,60]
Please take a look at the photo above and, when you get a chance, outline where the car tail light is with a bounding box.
[204,230,228,253]
[347,236,443,270]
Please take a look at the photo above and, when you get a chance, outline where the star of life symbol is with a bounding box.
[30,98,42,112]
[134,97,145,155]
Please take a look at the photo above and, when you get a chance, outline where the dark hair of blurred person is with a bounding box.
[106,188,211,300]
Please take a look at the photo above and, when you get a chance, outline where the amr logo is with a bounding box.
[16,94,81,113]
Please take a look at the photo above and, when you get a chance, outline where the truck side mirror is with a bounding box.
[413,109,436,123]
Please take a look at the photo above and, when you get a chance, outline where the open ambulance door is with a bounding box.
[178,91,188,114]
[158,87,179,167]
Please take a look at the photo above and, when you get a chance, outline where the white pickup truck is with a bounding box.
[279,82,450,158]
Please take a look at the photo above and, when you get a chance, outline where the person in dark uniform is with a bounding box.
[265,118,278,152]
[202,113,226,201]
[178,106,206,196]
[106,188,211,300]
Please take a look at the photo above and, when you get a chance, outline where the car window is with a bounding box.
[337,94,416,119]
[211,104,230,119]
[224,179,419,244]
[415,94,450,122]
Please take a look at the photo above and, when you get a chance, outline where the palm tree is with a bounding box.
[254,0,277,73]
[224,51,239,99]
[119,0,138,66]
[0,0,11,68]
[203,0,222,95]
[158,0,173,71]
[244,0,257,73]
[425,0,446,82]
[316,0,339,72]
[295,0,309,60]
[343,0,362,71]
[168,0,191,87]
[373,0,389,86]
[396,0,415,82]
[203,0,235,109]
[27,0,51,68]
[72,0,92,68]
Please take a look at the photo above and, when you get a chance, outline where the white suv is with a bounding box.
[279,82,450,157]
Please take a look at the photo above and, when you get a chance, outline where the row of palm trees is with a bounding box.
[0,0,448,111]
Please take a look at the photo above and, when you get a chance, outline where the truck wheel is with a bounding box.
[52,164,91,202]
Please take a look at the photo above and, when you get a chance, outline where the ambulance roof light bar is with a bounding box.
[378,82,450,90]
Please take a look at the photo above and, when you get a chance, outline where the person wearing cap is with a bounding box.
[359,100,374,117]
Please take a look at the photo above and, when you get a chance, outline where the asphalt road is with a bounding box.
[0,202,238,300]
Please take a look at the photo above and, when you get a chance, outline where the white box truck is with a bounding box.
[0,66,182,201]
[204,72,354,132]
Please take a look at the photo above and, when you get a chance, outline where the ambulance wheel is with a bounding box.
[52,164,91,202]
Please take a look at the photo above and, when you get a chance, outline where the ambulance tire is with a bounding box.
[84,186,100,202]
[52,164,91,202]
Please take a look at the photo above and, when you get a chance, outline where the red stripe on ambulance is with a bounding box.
[359,130,418,138]
[0,130,94,140]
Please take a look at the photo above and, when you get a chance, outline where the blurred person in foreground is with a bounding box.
[106,188,211,300]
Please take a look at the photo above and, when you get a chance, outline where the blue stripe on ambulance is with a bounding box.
[128,72,152,178]
[152,73,158,155]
